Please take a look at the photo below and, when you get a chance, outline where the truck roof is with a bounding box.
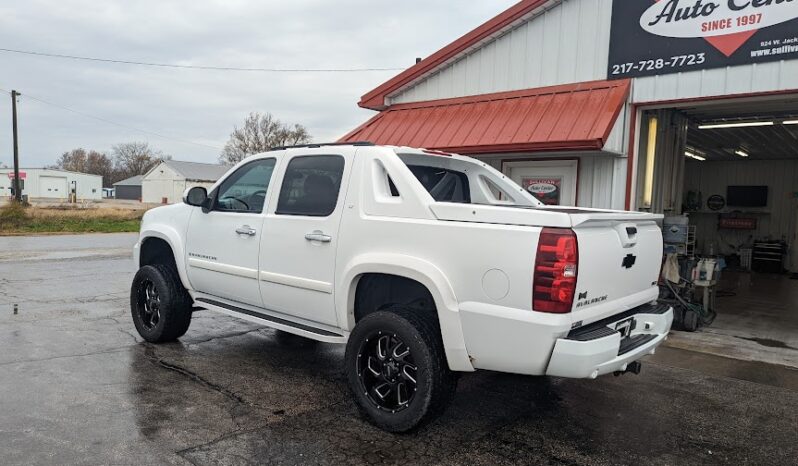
[269,141,374,151]
[267,142,455,158]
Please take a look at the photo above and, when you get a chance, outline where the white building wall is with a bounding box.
[184,181,216,201]
[166,180,217,205]
[390,0,614,105]
[683,159,798,262]
[390,0,798,107]
[603,102,630,155]
[477,151,625,209]
[141,163,219,204]
[631,61,798,103]
[0,169,102,200]
[142,163,183,204]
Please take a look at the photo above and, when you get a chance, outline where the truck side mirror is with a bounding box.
[184,186,207,208]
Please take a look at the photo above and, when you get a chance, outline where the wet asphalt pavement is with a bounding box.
[1,233,797,465]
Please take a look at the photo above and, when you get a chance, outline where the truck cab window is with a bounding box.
[276,155,345,216]
[214,158,276,213]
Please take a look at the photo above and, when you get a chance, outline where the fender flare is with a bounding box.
[138,226,192,291]
[338,253,474,372]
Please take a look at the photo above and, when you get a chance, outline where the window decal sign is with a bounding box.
[522,177,562,205]
[608,0,798,79]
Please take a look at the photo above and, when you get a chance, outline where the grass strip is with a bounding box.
[0,202,144,235]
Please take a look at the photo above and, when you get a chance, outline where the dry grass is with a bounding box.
[0,203,146,235]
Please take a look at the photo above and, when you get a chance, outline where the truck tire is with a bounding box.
[345,307,457,433]
[130,264,192,343]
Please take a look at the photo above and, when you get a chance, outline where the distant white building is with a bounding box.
[0,168,102,200]
[142,160,229,204]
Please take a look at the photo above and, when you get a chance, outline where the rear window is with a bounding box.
[276,155,345,216]
[395,151,542,207]
[407,165,471,203]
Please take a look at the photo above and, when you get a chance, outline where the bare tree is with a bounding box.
[54,148,115,187]
[112,142,169,180]
[220,112,311,165]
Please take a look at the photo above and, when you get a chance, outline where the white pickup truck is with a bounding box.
[131,143,672,432]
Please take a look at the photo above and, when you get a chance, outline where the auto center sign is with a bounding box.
[608,0,798,79]
[7,171,26,179]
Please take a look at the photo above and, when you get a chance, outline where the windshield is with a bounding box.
[396,152,542,207]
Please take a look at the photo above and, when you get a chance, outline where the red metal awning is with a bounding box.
[341,79,630,154]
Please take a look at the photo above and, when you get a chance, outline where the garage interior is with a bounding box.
[635,94,798,368]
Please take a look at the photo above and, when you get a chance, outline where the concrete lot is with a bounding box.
[666,271,798,368]
[1,233,797,465]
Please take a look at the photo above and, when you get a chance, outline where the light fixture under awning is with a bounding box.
[698,121,774,129]
[685,151,705,161]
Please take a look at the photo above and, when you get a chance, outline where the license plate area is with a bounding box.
[615,317,635,338]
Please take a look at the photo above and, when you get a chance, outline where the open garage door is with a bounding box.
[39,176,68,199]
[637,94,798,369]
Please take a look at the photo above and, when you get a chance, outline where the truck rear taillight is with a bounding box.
[533,228,578,313]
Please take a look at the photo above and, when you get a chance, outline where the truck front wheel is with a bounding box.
[345,308,457,432]
[130,264,192,343]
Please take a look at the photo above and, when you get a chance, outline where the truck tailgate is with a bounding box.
[428,203,663,325]
[571,219,663,326]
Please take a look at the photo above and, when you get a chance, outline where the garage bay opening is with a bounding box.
[634,95,798,367]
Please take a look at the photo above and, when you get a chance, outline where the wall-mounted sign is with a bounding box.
[718,217,757,230]
[7,171,26,180]
[503,159,578,207]
[522,177,562,205]
[707,194,726,211]
[608,1,798,79]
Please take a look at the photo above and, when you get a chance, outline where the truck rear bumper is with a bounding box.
[545,303,673,378]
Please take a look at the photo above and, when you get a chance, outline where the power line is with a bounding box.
[0,47,405,73]
[6,89,223,151]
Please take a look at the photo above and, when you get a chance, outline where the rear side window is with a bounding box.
[276,155,345,216]
[408,165,471,203]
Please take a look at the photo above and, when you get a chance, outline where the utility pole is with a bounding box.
[11,90,21,203]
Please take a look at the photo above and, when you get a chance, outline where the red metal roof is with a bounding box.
[341,80,631,154]
[359,0,549,110]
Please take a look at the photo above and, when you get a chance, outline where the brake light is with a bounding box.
[533,228,578,313]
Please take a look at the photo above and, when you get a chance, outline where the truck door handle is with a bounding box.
[305,231,332,243]
[235,225,257,236]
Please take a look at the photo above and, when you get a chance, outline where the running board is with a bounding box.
[195,297,347,344]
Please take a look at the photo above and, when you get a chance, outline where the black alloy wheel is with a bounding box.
[130,264,193,343]
[137,278,161,330]
[345,308,457,433]
[357,331,418,412]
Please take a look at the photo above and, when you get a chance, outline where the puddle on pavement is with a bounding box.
[741,336,797,350]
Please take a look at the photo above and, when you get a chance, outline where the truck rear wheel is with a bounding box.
[345,307,457,432]
[130,264,192,343]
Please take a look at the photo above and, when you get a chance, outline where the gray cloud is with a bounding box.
[0,0,516,167]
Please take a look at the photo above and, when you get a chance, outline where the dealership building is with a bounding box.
[343,0,798,352]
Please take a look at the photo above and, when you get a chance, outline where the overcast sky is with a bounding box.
[0,0,518,167]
